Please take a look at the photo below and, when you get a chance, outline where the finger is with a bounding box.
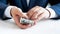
[19,25,29,29]
[18,11,28,19]
[31,10,39,20]
[13,16,28,29]
[19,24,32,29]
[12,15,25,28]
[16,8,28,19]
[35,12,44,22]
[31,9,44,20]
[27,6,39,15]
[12,15,27,29]
[27,6,40,18]
[27,6,39,13]
[31,11,38,20]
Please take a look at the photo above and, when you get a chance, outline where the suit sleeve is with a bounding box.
[0,2,10,20]
[50,3,60,19]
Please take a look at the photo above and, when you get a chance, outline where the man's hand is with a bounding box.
[27,6,50,24]
[10,7,31,29]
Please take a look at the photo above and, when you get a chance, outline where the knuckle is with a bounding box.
[35,6,39,7]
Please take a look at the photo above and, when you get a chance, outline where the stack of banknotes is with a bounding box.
[20,18,34,25]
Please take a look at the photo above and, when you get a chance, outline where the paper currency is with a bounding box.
[20,18,34,25]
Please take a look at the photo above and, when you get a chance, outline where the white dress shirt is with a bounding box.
[4,0,57,18]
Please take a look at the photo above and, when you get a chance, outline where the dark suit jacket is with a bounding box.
[0,0,60,20]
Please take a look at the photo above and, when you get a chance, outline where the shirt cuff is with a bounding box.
[46,8,57,18]
[4,6,16,18]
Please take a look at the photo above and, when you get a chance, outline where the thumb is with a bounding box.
[18,12,28,19]
[17,8,28,19]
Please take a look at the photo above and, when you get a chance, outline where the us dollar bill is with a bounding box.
[20,18,34,25]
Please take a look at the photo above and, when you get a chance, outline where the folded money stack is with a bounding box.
[20,18,34,25]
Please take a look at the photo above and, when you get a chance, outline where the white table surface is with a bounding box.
[0,19,60,34]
